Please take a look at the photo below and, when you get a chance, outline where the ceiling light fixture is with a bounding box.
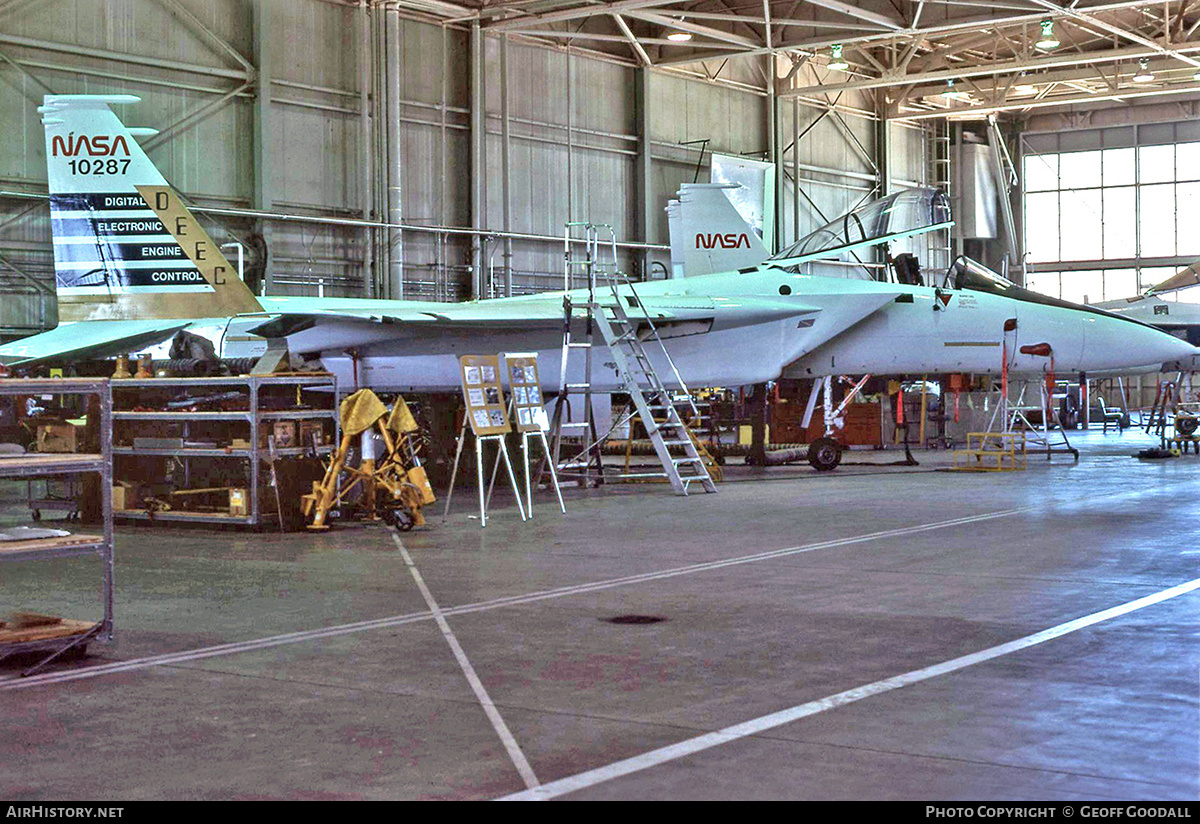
[666,18,692,42]
[1133,58,1154,83]
[1035,20,1059,51]
[828,44,848,71]
[941,79,957,97]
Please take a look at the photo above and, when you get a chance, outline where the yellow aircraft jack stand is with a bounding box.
[302,389,436,531]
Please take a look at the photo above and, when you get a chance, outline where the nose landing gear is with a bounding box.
[807,436,843,472]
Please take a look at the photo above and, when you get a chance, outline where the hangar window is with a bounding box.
[1022,122,1200,302]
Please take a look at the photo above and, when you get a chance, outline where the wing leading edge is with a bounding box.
[0,319,190,367]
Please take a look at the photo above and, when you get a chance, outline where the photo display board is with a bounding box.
[505,354,549,433]
[459,355,511,436]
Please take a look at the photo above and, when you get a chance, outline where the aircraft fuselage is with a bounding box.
[12,267,1194,391]
[243,268,1196,391]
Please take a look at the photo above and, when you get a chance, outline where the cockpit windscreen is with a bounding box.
[769,187,952,264]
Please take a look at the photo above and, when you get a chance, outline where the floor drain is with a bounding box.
[602,615,666,625]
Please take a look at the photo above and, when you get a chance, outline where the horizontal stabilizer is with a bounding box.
[0,320,189,367]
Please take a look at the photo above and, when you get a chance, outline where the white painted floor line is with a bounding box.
[392,532,541,790]
[1,505,1033,691]
[498,576,1200,801]
[0,606,437,690]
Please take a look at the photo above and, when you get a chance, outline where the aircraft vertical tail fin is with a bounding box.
[665,184,770,278]
[41,94,263,321]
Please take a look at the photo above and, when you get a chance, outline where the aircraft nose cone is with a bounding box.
[1093,320,1200,372]
[1161,339,1200,372]
[1129,322,1199,369]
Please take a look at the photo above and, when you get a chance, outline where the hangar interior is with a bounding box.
[1,0,1198,802]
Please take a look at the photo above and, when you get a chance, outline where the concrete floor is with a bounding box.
[1,428,1197,800]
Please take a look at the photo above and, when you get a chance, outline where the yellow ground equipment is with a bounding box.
[302,389,435,531]
[951,431,1027,472]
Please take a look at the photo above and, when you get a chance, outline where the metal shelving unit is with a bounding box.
[110,374,338,526]
[0,378,114,674]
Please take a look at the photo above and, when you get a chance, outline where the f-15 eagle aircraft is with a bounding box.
[1097,264,1200,347]
[2,94,1197,393]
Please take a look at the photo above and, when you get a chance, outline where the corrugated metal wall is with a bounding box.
[0,0,931,334]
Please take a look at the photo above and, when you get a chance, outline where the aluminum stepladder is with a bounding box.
[596,292,717,495]
[547,222,610,487]
[549,222,716,496]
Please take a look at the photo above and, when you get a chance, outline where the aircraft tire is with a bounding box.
[807,437,842,472]
[1176,416,1199,437]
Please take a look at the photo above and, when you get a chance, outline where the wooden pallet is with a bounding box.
[0,618,97,646]
[0,534,102,557]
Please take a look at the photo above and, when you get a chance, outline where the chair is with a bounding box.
[1097,396,1125,433]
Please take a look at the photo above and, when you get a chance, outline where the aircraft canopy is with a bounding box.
[768,187,951,264]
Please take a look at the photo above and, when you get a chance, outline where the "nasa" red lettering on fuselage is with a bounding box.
[695,232,750,249]
[51,133,131,157]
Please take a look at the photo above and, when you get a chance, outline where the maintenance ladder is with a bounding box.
[550,222,716,496]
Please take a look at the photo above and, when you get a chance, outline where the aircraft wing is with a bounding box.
[248,294,815,343]
[247,302,572,339]
[0,319,190,367]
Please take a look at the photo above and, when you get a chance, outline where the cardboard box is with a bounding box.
[111,483,137,511]
[737,424,768,446]
[36,423,78,453]
[133,437,184,450]
[229,488,248,516]
[298,421,326,447]
[272,421,296,449]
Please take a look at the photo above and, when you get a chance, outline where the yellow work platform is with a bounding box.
[951,431,1027,472]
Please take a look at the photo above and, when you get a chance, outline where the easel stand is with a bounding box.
[443,419,527,527]
[487,428,566,517]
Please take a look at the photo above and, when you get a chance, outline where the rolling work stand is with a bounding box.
[0,378,114,676]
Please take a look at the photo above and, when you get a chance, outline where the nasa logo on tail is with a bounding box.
[695,232,752,250]
[50,132,131,157]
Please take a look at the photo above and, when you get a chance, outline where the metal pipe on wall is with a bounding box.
[384,2,404,299]
[635,67,652,279]
[252,0,271,295]
[792,97,800,246]
[440,25,449,302]
[376,7,390,296]
[566,49,574,225]
[768,55,781,255]
[470,20,484,300]
[501,36,513,298]
[359,0,374,298]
